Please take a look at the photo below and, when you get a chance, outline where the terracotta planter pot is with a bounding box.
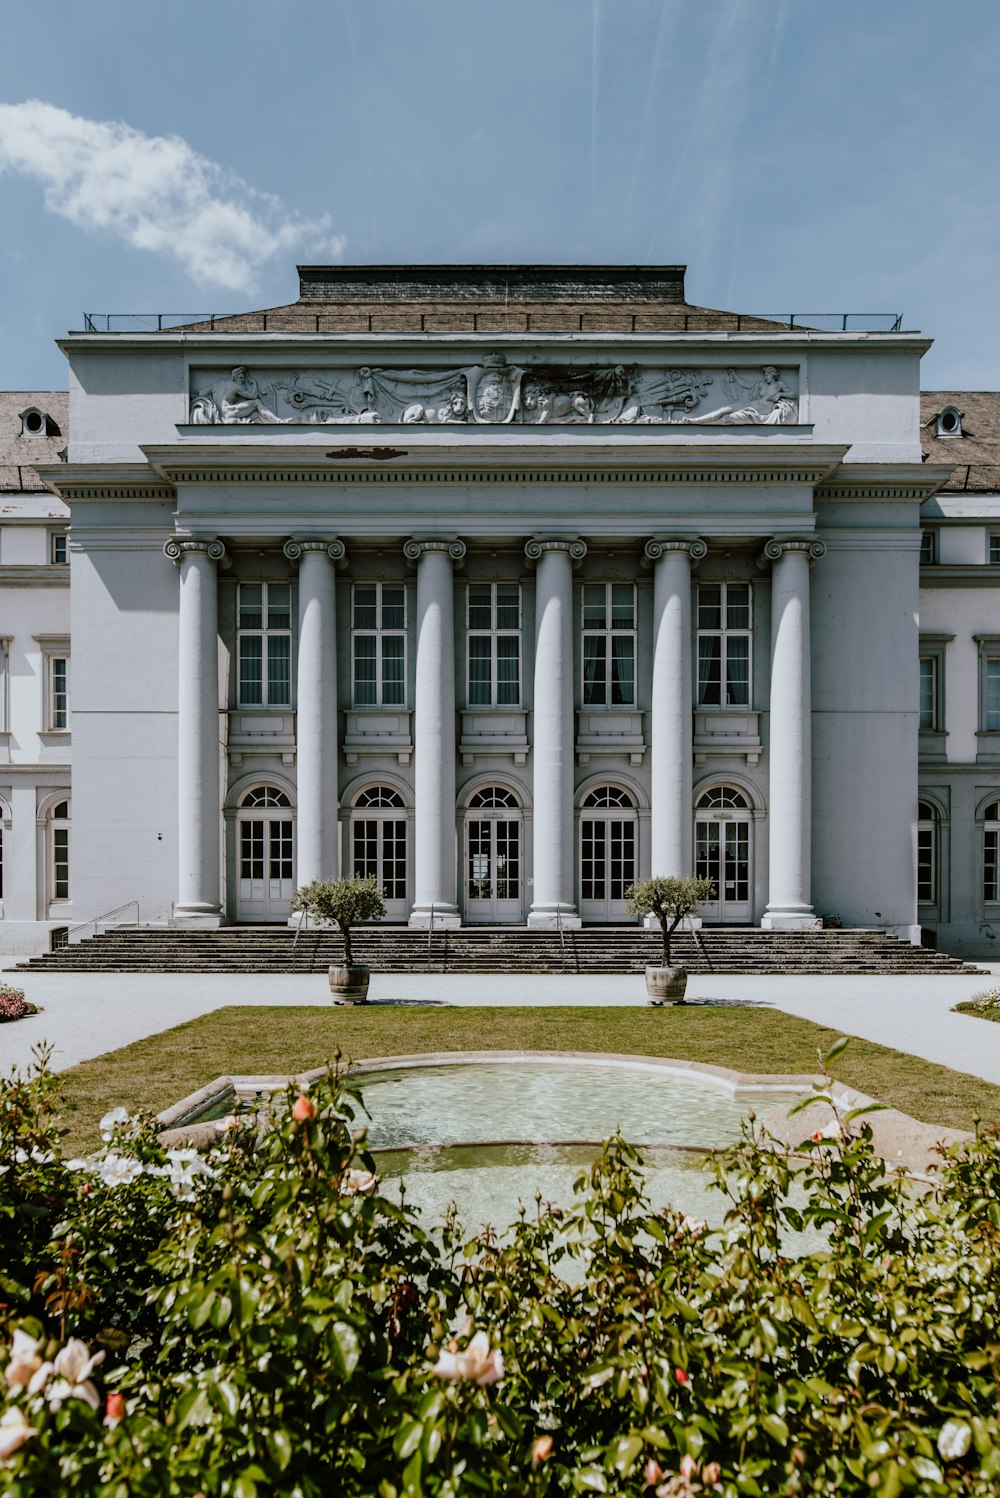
[328,963,371,1004]
[645,964,688,1004]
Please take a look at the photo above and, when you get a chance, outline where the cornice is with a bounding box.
[32,464,175,504]
[920,565,1000,589]
[0,565,70,588]
[815,464,954,503]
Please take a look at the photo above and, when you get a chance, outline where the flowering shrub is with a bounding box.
[3,1043,1000,1494]
[969,985,1000,1009]
[0,984,36,1022]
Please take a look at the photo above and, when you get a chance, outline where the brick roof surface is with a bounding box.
[921,391,1000,492]
[0,391,68,491]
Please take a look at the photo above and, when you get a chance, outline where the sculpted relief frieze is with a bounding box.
[188,359,799,427]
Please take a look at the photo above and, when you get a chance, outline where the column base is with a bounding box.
[170,908,224,930]
[761,907,822,931]
[408,904,462,929]
[644,914,702,932]
[527,904,582,930]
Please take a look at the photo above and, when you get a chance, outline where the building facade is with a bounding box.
[8,263,992,952]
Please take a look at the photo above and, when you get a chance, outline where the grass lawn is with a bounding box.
[955,1000,1000,1023]
[52,1004,1000,1155]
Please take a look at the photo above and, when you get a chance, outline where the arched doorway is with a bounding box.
[464,787,523,924]
[579,786,638,923]
[237,786,294,922]
[351,786,408,922]
[695,786,752,923]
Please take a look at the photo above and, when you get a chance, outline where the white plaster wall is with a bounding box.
[69,504,181,922]
[67,352,187,462]
[919,588,997,764]
[938,526,987,565]
[811,509,921,927]
[805,348,922,463]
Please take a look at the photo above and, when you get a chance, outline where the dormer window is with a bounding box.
[936,406,963,438]
[19,407,61,438]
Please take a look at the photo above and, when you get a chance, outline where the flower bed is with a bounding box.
[0,983,37,1022]
[2,1046,1000,1495]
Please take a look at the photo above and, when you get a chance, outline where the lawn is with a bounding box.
[52,1004,1000,1155]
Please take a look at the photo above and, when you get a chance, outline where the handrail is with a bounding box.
[66,899,140,944]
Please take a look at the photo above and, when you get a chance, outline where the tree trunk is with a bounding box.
[340,921,353,967]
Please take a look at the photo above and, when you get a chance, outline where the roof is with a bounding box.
[171,262,797,337]
[0,390,68,491]
[921,391,1000,492]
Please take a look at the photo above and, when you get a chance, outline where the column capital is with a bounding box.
[403,538,466,567]
[283,538,347,568]
[643,537,708,568]
[163,537,230,569]
[524,537,587,568]
[757,537,826,570]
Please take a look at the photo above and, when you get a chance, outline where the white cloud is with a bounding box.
[0,101,345,293]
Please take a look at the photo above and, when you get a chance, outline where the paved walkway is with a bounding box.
[3,965,1000,1090]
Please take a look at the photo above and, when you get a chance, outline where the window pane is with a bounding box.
[726,585,750,630]
[267,584,291,629]
[267,635,291,706]
[698,637,722,706]
[583,636,606,705]
[986,828,999,903]
[353,636,377,705]
[725,637,750,706]
[496,584,520,630]
[381,584,405,630]
[354,585,377,631]
[610,636,634,705]
[497,635,519,704]
[51,658,68,729]
[468,584,492,631]
[919,658,936,731]
[583,584,606,629]
[51,534,68,564]
[611,583,634,628]
[239,584,263,630]
[991,536,1000,565]
[468,636,492,705]
[53,827,69,899]
[239,637,263,705]
[381,637,405,705]
[917,827,935,903]
[698,586,721,630]
[988,659,1000,731]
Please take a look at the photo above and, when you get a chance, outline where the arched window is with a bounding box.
[469,787,519,809]
[240,786,291,809]
[582,786,635,809]
[917,801,938,905]
[49,799,70,904]
[352,786,407,907]
[984,802,1000,903]
[697,786,750,809]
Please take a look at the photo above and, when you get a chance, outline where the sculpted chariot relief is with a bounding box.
[188,359,799,426]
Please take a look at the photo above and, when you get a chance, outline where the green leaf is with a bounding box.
[211,1380,241,1419]
[573,1468,610,1493]
[233,1478,257,1498]
[269,1429,293,1472]
[421,1422,442,1465]
[824,1036,851,1065]
[187,1292,214,1331]
[209,1293,232,1329]
[493,1404,523,1441]
[608,1433,644,1475]
[332,1320,361,1379]
[760,1413,789,1444]
[394,1420,424,1460]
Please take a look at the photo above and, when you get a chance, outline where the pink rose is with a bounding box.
[292,1094,316,1123]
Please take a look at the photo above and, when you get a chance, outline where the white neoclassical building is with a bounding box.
[8,263,980,951]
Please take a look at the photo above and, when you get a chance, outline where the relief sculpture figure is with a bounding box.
[675,366,798,425]
[189,367,286,424]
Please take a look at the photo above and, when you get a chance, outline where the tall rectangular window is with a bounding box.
[697,583,751,708]
[238,583,292,707]
[352,583,406,707]
[582,583,635,706]
[919,656,938,731]
[920,531,935,565]
[50,532,68,564]
[991,535,1000,565]
[49,657,68,730]
[467,582,520,706]
[987,658,1000,732]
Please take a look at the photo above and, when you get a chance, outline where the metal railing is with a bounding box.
[0,465,51,493]
[65,899,140,946]
[79,310,907,335]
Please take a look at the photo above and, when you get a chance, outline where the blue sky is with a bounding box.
[1,0,997,391]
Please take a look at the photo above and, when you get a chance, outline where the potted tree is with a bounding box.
[290,875,387,1004]
[625,875,716,1004]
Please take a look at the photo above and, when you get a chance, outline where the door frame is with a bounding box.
[461,781,526,924]
[578,782,640,923]
[693,780,758,924]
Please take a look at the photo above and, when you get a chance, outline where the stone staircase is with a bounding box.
[18,926,986,976]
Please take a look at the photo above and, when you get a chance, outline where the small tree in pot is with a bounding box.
[625,875,716,1004]
[290,875,387,1004]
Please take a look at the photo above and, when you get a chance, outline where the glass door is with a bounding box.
[579,787,637,922]
[464,788,523,923]
[695,787,752,922]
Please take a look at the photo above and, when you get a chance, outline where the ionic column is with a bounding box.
[759,538,826,930]
[645,538,707,878]
[283,539,346,887]
[404,538,466,928]
[164,538,228,925]
[525,538,587,928]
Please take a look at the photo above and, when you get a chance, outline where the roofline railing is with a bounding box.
[78,311,907,335]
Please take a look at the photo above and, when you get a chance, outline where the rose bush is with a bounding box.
[0,984,36,1022]
[2,1042,1000,1494]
